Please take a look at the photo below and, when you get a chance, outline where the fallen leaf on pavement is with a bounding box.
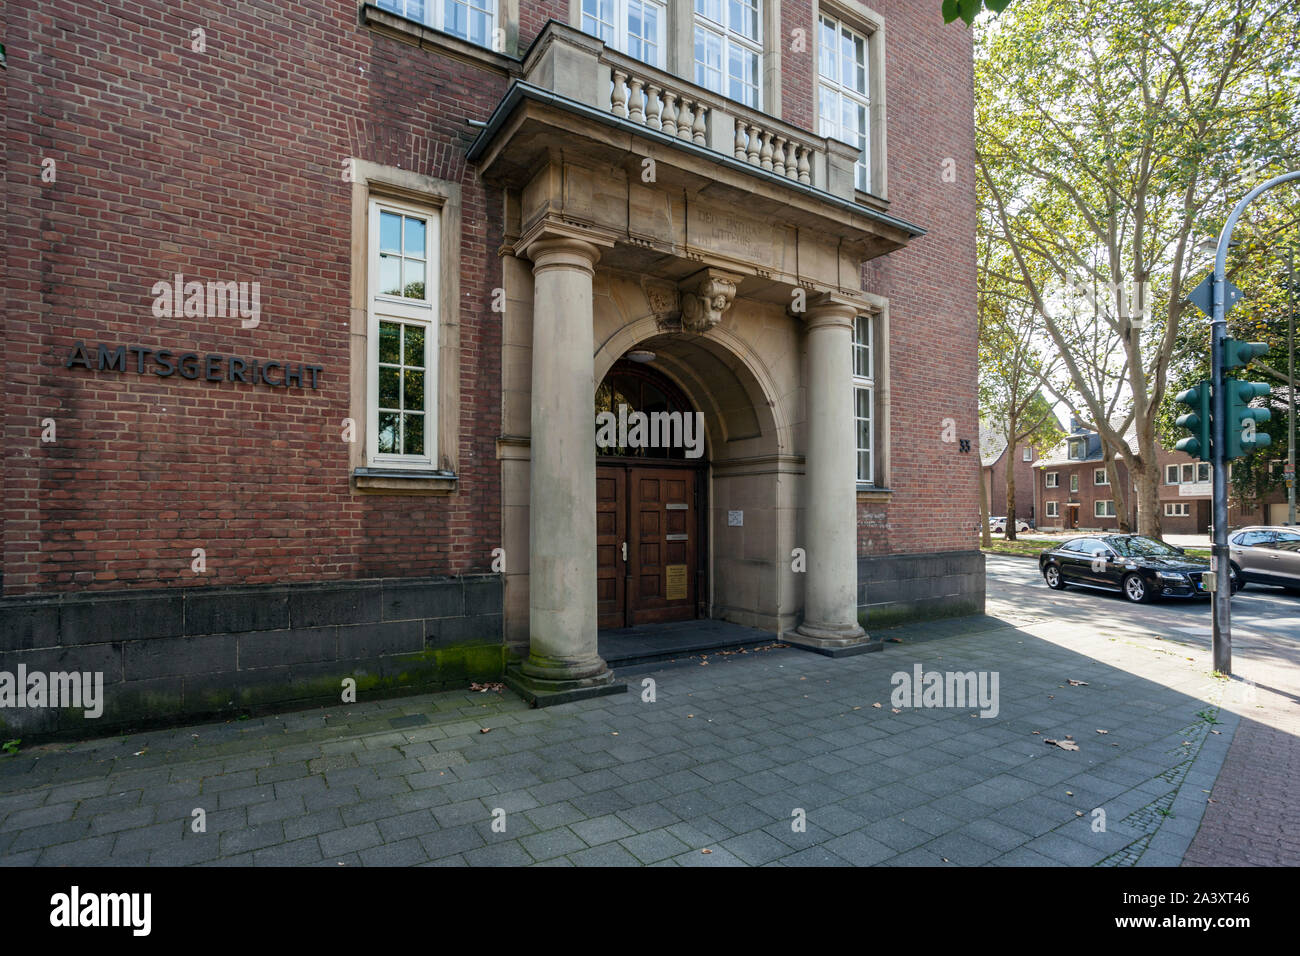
[872,703,882,709]
[1096,729,1109,734]
[701,848,712,854]
[1067,680,1088,686]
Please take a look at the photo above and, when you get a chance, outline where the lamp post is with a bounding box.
[1209,171,1300,676]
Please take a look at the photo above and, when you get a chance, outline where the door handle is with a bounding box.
[622,541,628,562]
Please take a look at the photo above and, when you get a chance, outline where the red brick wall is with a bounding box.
[1036,461,1131,531]
[985,445,1040,525]
[844,3,978,556]
[4,1,979,595]
[3,1,509,594]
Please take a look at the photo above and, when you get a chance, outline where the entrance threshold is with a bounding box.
[599,619,781,668]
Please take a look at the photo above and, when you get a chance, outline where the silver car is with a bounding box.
[1228,526,1300,593]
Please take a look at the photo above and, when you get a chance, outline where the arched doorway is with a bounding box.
[595,360,707,628]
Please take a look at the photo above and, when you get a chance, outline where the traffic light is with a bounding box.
[1222,378,1272,459]
[1173,382,1211,461]
[1223,338,1269,370]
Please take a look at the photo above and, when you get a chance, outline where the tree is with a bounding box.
[976,0,1299,537]
[978,232,1065,540]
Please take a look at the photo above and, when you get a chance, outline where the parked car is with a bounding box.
[990,516,1031,534]
[1038,533,1240,603]
[1228,526,1300,593]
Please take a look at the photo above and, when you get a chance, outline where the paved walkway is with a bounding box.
[0,605,1252,866]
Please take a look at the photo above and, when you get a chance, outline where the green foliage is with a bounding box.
[976,0,1299,532]
[2,740,20,755]
[943,0,1012,26]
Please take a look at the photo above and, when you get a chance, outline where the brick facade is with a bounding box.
[3,1,980,733]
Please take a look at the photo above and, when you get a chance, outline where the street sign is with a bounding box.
[1187,274,1243,319]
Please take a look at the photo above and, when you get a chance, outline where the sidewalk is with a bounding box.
[0,606,1257,867]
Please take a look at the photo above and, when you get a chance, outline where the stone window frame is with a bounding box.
[812,0,887,202]
[348,160,462,495]
[1045,500,1059,518]
[361,1,523,64]
[854,292,891,497]
[692,0,764,108]
[579,0,670,67]
[568,0,784,116]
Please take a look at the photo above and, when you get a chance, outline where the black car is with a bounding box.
[1038,534,1240,603]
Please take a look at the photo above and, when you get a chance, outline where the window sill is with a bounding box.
[353,467,458,495]
[360,4,519,74]
[857,485,892,501]
[854,188,890,211]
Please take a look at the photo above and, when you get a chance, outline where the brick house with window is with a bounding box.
[3,0,980,736]
[979,425,1042,527]
[1033,421,1133,532]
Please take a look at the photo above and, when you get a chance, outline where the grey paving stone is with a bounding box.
[521,827,588,862]
[568,842,642,866]
[254,837,326,866]
[462,841,534,867]
[570,813,637,846]
[359,838,429,866]
[318,823,384,857]
[720,828,794,865]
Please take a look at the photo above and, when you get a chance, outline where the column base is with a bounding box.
[787,621,880,657]
[504,661,626,708]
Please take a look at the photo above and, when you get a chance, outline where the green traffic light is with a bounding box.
[1223,338,1270,370]
[1173,381,1211,462]
[1223,377,1273,458]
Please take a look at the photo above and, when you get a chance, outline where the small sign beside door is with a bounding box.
[665,564,688,600]
[728,510,743,527]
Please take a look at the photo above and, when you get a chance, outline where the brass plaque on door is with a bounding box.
[665,564,688,600]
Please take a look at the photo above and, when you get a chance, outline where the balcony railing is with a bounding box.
[520,23,861,201]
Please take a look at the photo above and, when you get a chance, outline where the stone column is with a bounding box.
[790,295,873,655]
[505,226,622,704]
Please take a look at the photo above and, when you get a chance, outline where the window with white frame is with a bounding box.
[1045,501,1059,518]
[1165,464,1179,484]
[1181,463,1195,483]
[1093,468,1109,486]
[1197,462,1210,482]
[1045,472,1059,488]
[378,0,496,48]
[1022,447,1032,461]
[1095,499,1116,518]
[1165,502,1190,517]
[368,198,438,467]
[853,313,874,484]
[582,0,666,66]
[817,13,870,192]
[693,0,762,107]
[1070,473,1079,492]
[1068,438,1086,460]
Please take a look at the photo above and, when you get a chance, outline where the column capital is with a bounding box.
[797,291,863,329]
[519,218,616,275]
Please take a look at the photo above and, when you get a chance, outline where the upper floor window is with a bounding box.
[1093,468,1109,486]
[1069,473,1079,492]
[853,314,874,484]
[378,0,496,48]
[693,0,762,108]
[1068,438,1086,459]
[817,13,870,192]
[1022,447,1032,462]
[1045,472,1059,488]
[368,198,439,467]
[582,0,666,67]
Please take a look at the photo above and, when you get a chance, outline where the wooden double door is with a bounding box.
[596,463,703,628]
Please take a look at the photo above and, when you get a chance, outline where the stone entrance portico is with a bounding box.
[473,21,923,704]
